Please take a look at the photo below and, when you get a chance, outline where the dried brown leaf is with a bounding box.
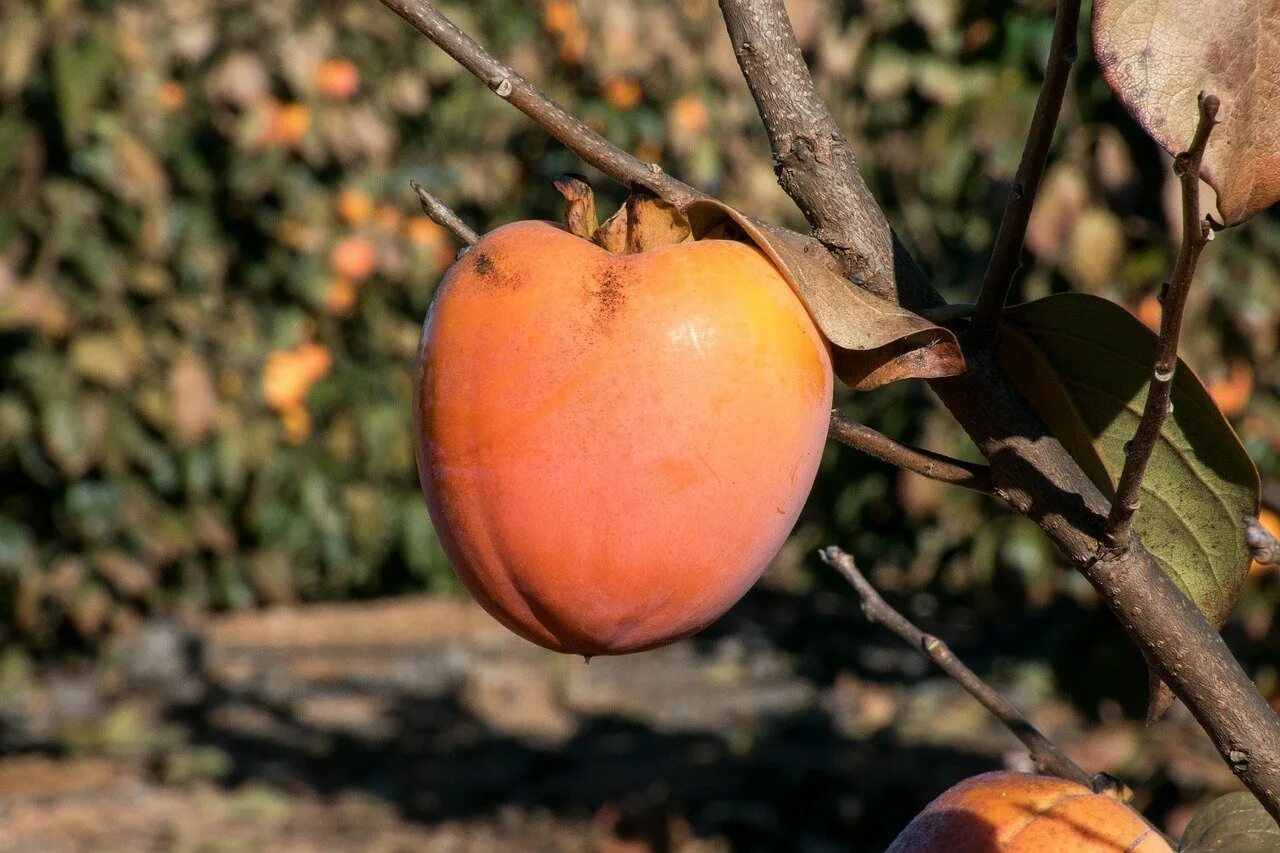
[1094,0,1280,225]
[684,199,965,390]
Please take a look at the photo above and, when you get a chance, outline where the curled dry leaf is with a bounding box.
[683,199,965,390]
[1093,0,1280,225]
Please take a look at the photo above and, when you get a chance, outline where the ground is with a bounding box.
[0,591,1235,851]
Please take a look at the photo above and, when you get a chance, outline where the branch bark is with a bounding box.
[715,0,1280,820]
[969,0,1080,348]
[829,412,993,494]
[1246,516,1280,567]
[1104,94,1220,545]
[715,0,935,309]
[820,545,1093,788]
[379,0,1280,819]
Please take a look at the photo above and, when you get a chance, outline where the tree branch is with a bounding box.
[1104,93,1220,545]
[819,545,1093,788]
[715,0,935,308]
[716,0,1280,819]
[829,412,994,494]
[381,0,705,208]
[410,180,479,246]
[969,0,1081,348]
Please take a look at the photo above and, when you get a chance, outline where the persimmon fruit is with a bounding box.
[413,190,833,655]
[887,771,1172,852]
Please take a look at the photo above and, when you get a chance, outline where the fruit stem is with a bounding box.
[552,173,599,240]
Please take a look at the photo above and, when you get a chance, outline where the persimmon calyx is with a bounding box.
[553,175,692,254]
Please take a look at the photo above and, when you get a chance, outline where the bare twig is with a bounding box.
[715,0,1280,818]
[1246,516,1280,567]
[819,546,1093,788]
[829,412,994,494]
[969,0,1081,347]
[382,0,703,208]
[410,180,479,246]
[1104,94,1221,546]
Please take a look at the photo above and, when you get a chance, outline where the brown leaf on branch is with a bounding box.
[684,199,965,390]
[1093,0,1280,225]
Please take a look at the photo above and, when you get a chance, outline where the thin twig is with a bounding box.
[1104,93,1221,546]
[1246,516,1280,567]
[382,0,703,208]
[410,180,479,246]
[819,546,1094,788]
[829,412,994,494]
[969,0,1081,348]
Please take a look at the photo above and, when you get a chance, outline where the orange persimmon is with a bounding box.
[414,218,832,655]
[887,771,1171,852]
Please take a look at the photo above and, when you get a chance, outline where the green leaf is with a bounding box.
[999,293,1260,629]
[1181,792,1280,852]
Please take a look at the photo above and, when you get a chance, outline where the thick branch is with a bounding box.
[1104,94,1220,545]
[969,0,1080,347]
[820,546,1093,788]
[719,0,1280,818]
[410,180,479,245]
[829,412,994,494]
[381,0,704,208]
[715,0,934,307]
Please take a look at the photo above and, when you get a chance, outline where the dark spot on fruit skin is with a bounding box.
[470,251,496,278]
[594,268,626,324]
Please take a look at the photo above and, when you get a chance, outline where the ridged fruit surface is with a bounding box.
[414,221,832,655]
[887,771,1173,852]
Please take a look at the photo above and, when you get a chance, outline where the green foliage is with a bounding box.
[1000,293,1260,629]
[1180,791,1280,852]
[1,0,1279,660]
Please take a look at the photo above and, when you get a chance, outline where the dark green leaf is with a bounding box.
[1181,792,1280,852]
[999,293,1260,629]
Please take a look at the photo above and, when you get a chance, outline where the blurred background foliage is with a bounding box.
[0,0,1278,715]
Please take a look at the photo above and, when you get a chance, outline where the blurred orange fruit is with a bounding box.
[274,102,311,147]
[1132,293,1162,332]
[1250,508,1280,576]
[603,78,642,110]
[316,58,361,100]
[337,189,374,225]
[405,215,445,247]
[325,277,358,316]
[263,342,333,413]
[558,27,589,65]
[281,405,312,445]
[669,94,709,135]
[1207,361,1254,418]
[542,0,578,35]
[329,235,378,281]
[155,80,186,111]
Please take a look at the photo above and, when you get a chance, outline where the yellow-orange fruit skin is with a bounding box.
[888,771,1173,853]
[414,221,833,655]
